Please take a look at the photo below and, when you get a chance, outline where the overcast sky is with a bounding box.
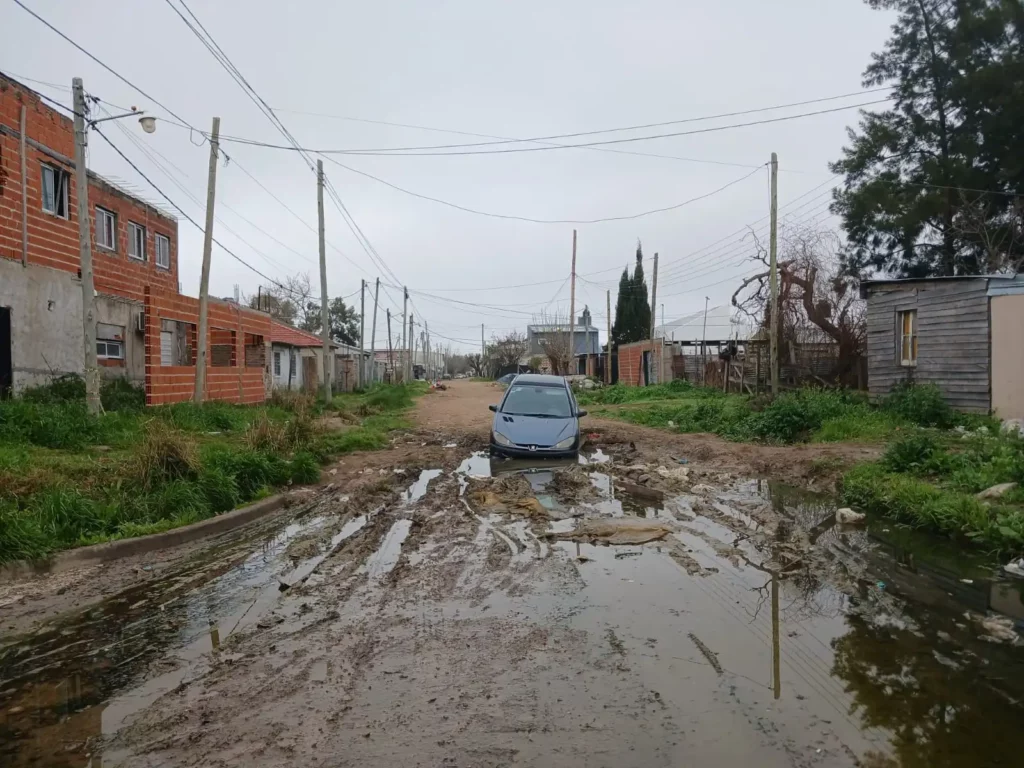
[2,0,894,351]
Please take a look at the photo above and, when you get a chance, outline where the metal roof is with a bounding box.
[859,274,1019,298]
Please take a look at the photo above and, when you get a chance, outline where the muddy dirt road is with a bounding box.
[2,382,1023,767]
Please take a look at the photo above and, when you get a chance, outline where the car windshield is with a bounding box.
[501,385,573,418]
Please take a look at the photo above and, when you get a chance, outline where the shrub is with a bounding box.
[199,467,240,513]
[101,379,145,412]
[244,412,289,453]
[747,395,818,443]
[0,400,98,450]
[289,451,321,484]
[269,390,318,414]
[30,487,106,546]
[20,374,86,404]
[881,432,945,474]
[364,384,415,412]
[148,480,210,519]
[156,401,248,433]
[128,422,200,489]
[0,502,51,562]
[204,447,287,501]
[882,382,953,428]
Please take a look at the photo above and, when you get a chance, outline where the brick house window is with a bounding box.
[96,207,117,251]
[41,164,69,218]
[128,222,146,261]
[155,234,171,269]
[97,323,125,361]
[274,351,282,376]
[898,309,918,366]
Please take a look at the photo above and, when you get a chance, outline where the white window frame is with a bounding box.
[898,309,918,367]
[96,340,124,360]
[41,164,69,218]
[128,222,146,261]
[96,207,117,251]
[155,234,171,269]
[273,351,282,376]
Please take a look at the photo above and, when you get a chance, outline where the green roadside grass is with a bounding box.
[579,379,1023,555]
[0,377,426,563]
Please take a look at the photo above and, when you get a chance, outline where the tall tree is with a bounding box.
[831,0,1024,277]
[299,297,360,346]
[611,242,653,346]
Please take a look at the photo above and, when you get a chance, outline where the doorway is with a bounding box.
[0,307,12,399]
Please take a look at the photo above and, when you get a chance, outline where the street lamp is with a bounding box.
[73,78,155,414]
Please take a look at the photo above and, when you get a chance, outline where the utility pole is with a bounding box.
[606,290,612,385]
[358,279,365,389]
[369,278,380,385]
[424,321,430,380]
[402,287,408,383]
[569,229,577,376]
[194,116,221,403]
[701,296,710,386]
[403,313,411,380]
[386,308,394,381]
[650,252,659,342]
[316,160,330,400]
[481,323,486,377]
[769,151,780,396]
[73,78,100,415]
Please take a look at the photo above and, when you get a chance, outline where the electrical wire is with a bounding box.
[322,157,765,225]
[10,0,198,130]
[212,100,891,156]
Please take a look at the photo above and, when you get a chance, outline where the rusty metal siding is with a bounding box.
[864,279,991,412]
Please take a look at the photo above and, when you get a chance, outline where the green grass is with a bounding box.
[0,379,423,563]
[840,429,1024,554]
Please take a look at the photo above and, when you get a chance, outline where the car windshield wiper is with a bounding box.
[503,412,566,418]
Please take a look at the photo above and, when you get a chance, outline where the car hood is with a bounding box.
[492,413,576,447]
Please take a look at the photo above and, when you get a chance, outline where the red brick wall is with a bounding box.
[618,341,659,386]
[144,287,271,406]
[0,74,178,300]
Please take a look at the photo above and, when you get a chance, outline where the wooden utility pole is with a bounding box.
[369,278,380,384]
[568,229,577,376]
[650,252,658,342]
[73,78,100,414]
[769,152,780,396]
[701,296,710,385]
[358,280,365,388]
[606,290,612,385]
[402,287,408,383]
[194,115,221,403]
[386,308,394,381]
[424,322,430,380]
[408,314,415,380]
[316,160,331,400]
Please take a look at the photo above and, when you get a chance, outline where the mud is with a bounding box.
[2,382,1023,767]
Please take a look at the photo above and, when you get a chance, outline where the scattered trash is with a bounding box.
[141,564,154,572]
[876,581,887,591]
[671,456,689,465]
[587,433,600,441]
[666,420,676,428]
[444,442,458,448]
[614,551,642,559]
[971,613,1020,644]
[576,555,593,563]
[976,482,1017,500]
[328,468,338,476]
[550,518,676,545]
[960,578,974,584]
[690,484,716,495]
[835,507,866,524]
[1004,558,1024,578]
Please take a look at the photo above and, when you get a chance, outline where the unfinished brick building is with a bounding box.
[0,71,270,405]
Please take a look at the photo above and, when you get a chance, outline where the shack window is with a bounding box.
[899,309,917,366]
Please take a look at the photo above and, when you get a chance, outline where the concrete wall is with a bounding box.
[0,258,82,390]
[270,343,303,390]
[0,260,145,390]
[991,294,1024,425]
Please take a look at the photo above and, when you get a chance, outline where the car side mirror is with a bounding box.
[577,409,588,418]
[489,404,498,412]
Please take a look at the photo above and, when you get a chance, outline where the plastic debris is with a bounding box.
[836,507,866,524]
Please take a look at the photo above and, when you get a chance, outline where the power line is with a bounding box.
[91,126,311,299]
[10,0,198,130]
[325,157,765,225]
[211,100,891,156]
[279,88,892,155]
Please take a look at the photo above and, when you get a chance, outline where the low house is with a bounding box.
[860,275,1024,422]
[526,308,600,373]
[269,321,330,393]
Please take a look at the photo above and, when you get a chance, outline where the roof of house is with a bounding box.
[527,324,599,333]
[859,274,1020,297]
[270,320,332,348]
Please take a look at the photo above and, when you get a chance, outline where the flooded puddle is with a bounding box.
[3,449,1023,767]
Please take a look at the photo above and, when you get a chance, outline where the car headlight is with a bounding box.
[493,432,512,447]
[554,435,576,450]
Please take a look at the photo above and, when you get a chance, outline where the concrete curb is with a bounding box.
[2,494,289,578]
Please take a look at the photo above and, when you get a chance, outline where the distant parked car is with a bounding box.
[496,373,516,387]
[488,374,587,458]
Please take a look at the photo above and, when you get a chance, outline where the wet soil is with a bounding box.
[2,383,1022,767]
